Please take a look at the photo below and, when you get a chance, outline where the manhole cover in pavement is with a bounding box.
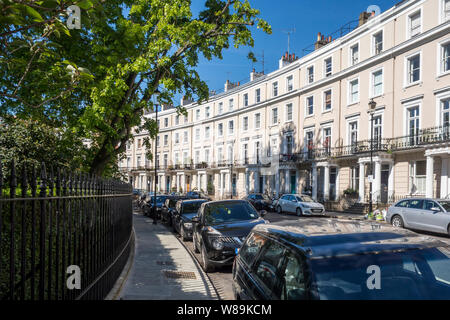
[163,270,196,280]
[156,261,174,266]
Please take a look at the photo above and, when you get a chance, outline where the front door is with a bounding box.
[232,174,237,196]
[259,176,263,194]
[290,174,296,194]
[186,175,190,192]
[380,165,389,204]
[329,167,337,201]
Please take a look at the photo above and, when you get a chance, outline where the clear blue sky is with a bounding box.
[189,0,400,98]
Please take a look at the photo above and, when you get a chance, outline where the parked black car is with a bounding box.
[172,199,209,241]
[232,219,450,300]
[143,195,171,218]
[191,200,267,272]
[161,197,184,225]
[244,193,272,211]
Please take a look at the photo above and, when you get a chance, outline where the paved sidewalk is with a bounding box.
[119,212,218,300]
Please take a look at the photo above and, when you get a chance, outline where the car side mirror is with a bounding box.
[259,210,267,217]
[191,216,200,223]
[431,207,441,212]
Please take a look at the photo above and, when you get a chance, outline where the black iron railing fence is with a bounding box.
[0,161,132,300]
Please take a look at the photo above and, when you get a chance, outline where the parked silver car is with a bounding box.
[276,194,325,216]
[386,198,450,236]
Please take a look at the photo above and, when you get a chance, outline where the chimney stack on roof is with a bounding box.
[224,79,240,92]
[279,51,298,69]
[314,32,333,50]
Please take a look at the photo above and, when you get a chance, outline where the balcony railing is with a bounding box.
[280,125,450,164]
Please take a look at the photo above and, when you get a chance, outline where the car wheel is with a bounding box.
[277,205,282,214]
[201,241,214,272]
[193,233,200,253]
[181,224,188,241]
[391,215,404,228]
[296,207,303,217]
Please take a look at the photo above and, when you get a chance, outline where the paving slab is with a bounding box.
[119,213,218,300]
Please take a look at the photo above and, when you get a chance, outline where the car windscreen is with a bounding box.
[438,201,450,211]
[182,201,206,214]
[299,195,314,202]
[204,202,259,225]
[310,247,450,300]
[254,194,269,200]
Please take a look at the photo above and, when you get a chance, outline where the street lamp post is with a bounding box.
[368,99,377,214]
[152,88,160,225]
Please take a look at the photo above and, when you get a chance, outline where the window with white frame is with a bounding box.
[164,118,168,127]
[348,121,358,145]
[372,31,383,55]
[372,115,382,147]
[243,116,249,131]
[304,130,314,153]
[409,160,426,194]
[183,151,188,164]
[323,90,332,111]
[408,11,421,38]
[183,131,188,143]
[136,155,141,167]
[175,132,179,144]
[175,115,179,125]
[195,150,200,165]
[218,102,223,114]
[205,126,210,139]
[255,141,261,163]
[184,115,188,123]
[349,78,359,104]
[441,97,450,128]
[272,82,278,97]
[228,145,233,162]
[371,69,383,97]
[163,154,168,167]
[440,40,450,74]
[286,103,293,121]
[217,147,223,162]
[228,120,234,135]
[322,126,332,152]
[324,58,332,77]
[243,144,249,164]
[164,134,168,146]
[218,123,223,136]
[286,75,293,91]
[255,113,261,129]
[196,109,201,121]
[255,88,261,103]
[407,105,420,145]
[443,0,450,22]
[157,135,160,147]
[406,53,421,85]
[229,99,234,111]
[204,149,210,163]
[306,96,314,116]
[307,66,314,83]
[205,106,210,118]
[174,152,179,164]
[350,43,359,66]
[195,128,200,141]
[272,108,278,125]
[243,93,249,106]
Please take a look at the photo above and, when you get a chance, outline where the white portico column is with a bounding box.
[285,170,290,193]
[312,165,318,200]
[359,162,365,202]
[254,171,260,193]
[374,161,381,202]
[275,170,280,197]
[426,155,434,198]
[323,164,330,201]
[441,158,448,199]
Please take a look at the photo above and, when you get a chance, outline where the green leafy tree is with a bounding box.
[1,0,271,176]
[0,117,85,176]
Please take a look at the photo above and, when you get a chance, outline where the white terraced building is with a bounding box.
[119,0,450,211]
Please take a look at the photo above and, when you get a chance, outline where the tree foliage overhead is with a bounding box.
[0,0,271,175]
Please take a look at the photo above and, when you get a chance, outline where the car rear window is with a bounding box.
[395,200,409,207]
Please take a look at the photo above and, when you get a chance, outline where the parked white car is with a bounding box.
[386,198,450,236]
[276,194,325,216]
